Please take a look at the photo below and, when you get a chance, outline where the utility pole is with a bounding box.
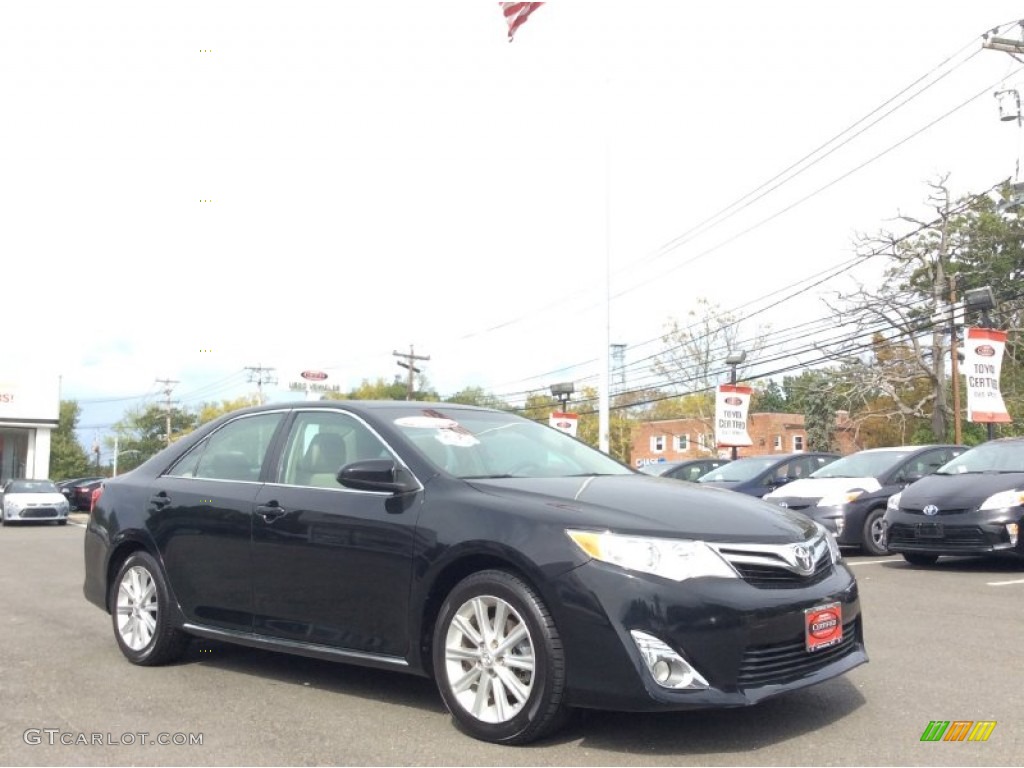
[393,346,430,400]
[245,364,278,405]
[156,378,179,445]
[948,277,963,445]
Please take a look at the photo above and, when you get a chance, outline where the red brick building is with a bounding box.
[630,412,859,470]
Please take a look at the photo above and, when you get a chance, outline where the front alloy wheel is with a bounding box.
[110,551,188,665]
[861,508,889,556]
[433,570,567,744]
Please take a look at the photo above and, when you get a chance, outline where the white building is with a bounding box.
[0,377,60,482]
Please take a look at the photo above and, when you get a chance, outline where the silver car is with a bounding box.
[1,479,70,525]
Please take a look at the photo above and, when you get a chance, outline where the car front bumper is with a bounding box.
[884,507,1024,556]
[548,558,866,712]
[4,505,69,521]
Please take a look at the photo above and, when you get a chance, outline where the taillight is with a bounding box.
[90,486,103,512]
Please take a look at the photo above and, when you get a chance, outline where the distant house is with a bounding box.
[630,412,859,470]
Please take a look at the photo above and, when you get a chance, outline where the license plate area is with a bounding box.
[916,522,944,539]
[805,602,842,652]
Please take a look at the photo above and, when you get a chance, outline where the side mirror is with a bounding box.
[337,459,418,494]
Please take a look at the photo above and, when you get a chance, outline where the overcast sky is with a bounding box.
[4,2,1024,445]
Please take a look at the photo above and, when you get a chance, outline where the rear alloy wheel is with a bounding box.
[433,570,567,745]
[902,553,939,567]
[861,508,889,556]
[110,551,189,666]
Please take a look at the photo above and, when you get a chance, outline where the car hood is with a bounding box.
[4,492,66,505]
[467,475,818,544]
[899,472,1024,510]
[764,476,881,500]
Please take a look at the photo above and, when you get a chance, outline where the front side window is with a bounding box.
[277,411,392,488]
[167,412,284,481]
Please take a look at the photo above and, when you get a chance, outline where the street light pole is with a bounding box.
[724,351,747,461]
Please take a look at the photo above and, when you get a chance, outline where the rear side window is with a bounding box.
[166,413,284,481]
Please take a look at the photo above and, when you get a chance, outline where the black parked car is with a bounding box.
[697,452,839,498]
[638,458,730,482]
[84,402,866,745]
[884,438,1024,565]
[58,477,103,509]
[764,445,965,556]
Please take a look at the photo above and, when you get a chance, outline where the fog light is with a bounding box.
[834,517,845,537]
[630,630,709,690]
[1008,523,1019,547]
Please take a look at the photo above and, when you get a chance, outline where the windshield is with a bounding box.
[391,408,632,479]
[937,441,1024,474]
[809,450,912,479]
[699,457,781,483]
[7,480,59,494]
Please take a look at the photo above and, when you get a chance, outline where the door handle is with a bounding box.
[149,492,171,509]
[255,504,286,523]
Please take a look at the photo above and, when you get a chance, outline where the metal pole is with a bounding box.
[949,278,962,444]
[730,365,738,460]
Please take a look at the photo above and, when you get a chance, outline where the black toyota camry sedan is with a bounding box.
[884,437,1024,566]
[84,401,866,745]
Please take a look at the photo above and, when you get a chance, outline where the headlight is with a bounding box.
[817,490,864,507]
[979,489,1024,511]
[887,492,901,512]
[566,530,737,582]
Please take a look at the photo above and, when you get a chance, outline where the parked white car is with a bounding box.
[1,479,70,525]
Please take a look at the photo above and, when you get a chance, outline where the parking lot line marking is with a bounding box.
[847,559,893,566]
[987,578,1024,586]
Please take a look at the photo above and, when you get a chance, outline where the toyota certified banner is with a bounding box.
[549,411,578,437]
[963,327,1012,423]
[715,384,753,446]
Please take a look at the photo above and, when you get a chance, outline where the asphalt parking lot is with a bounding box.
[1,519,1022,766]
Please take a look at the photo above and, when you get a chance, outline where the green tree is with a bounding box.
[444,386,509,409]
[751,380,787,413]
[49,400,92,480]
[108,404,198,474]
[195,395,262,426]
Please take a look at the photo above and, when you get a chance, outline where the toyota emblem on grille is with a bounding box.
[923,504,939,516]
[793,545,814,573]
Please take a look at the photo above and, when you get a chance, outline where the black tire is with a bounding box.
[861,508,889,556]
[109,551,189,666]
[57,520,68,526]
[432,569,567,745]
[902,553,939,566]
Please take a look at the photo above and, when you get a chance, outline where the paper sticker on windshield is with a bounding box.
[435,430,479,447]
[395,415,480,447]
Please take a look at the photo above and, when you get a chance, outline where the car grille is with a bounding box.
[710,535,835,589]
[21,507,59,518]
[768,497,817,512]
[729,551,833,588]
[737,618,859,688]
[888,524,988,549]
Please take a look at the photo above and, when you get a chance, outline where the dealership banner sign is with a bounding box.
[549,411,578,437]
[963,328,1011,423]
[715,384,753,447]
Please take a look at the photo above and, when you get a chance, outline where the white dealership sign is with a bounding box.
[0,376,60,422]
[549,411,578,437]
[963,327,1011,423]
[715,384,753,447]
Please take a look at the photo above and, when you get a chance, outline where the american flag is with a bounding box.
[500,2,543,42]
